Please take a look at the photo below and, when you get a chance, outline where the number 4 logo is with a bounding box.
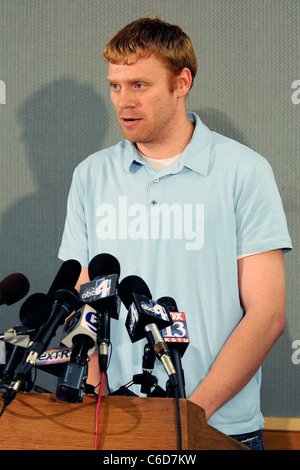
[95,278,111,298]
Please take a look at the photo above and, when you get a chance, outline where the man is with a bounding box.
[58,17,292,449]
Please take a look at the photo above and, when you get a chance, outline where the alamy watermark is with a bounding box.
[0,340,5,364]
[95,196,204,250]
[291,80,300,105]
[0,80,6,104]
[291,340,300,364]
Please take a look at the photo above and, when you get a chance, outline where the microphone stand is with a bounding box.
[166,348,186,398]
[111,343,167,397]
[97,310,111,374]
[140,343,156,395]
[123,343,158,396]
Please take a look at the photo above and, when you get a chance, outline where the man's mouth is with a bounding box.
[121,117,142,127]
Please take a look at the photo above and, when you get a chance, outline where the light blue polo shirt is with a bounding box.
[58,112,292,435]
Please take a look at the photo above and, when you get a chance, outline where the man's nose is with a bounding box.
[118,88,136,108]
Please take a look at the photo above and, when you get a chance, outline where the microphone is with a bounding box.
[80,253,121,319]
[118,275,178,390]
[1,287,80,411]
[0,260,81,413]
[21,287,80,370]
[0,293,48,346]
[0,273,30,306]
[1,293,47,382]
[56,304,98,402]
[158,297,190,398]
[36,259,81,321]
[56,334,94,403]
[79,253,121,373]
[60,304,97,354]
[0,260,80,378]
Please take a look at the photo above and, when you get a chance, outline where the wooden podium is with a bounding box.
[0,393,247,450]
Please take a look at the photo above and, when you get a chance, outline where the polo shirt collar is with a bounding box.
[170,112,212,176]
[123,112,212,176]
[123,142,142,173]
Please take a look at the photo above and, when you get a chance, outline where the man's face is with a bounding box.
[107,54,181,153]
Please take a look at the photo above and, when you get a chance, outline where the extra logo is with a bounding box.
[37,347,71,364]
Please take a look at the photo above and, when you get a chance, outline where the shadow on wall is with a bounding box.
[196,107,249,147]
[0,78,107,292]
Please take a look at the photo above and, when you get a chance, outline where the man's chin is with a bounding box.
[120,129,145,145]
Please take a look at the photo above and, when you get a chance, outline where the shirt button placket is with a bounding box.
[149,175,160,208]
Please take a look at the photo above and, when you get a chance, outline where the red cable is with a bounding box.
[94,371,105,450]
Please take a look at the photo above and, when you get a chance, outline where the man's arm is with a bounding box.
[75,266,90,291]
[75,267,109,394]
[189,249,286,419]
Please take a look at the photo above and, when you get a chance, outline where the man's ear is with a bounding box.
[176,67,193,98]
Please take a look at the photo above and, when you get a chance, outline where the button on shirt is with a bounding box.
[58,112,292,435]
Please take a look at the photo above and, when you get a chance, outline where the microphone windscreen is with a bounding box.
[88,253,120,281]
[19,293,48,328]
[38,260,81,319]
[157,297,179,312]
[53,287,80,314]
[0,273,30,306]
[118,275,152,309]
[47,260,81,298]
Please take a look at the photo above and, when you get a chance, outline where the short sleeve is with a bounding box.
[58,166,89,267]
[235,159,292,256]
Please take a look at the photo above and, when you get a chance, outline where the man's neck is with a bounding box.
[136,113,194,160]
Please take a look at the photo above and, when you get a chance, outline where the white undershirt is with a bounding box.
[137,150,181,171]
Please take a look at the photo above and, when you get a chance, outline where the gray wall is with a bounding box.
[0,0,299,417]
